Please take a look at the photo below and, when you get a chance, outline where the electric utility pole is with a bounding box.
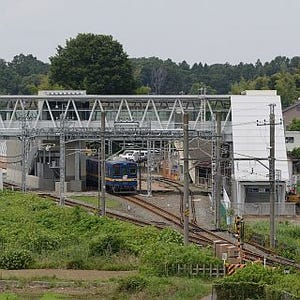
[269,104,276,248]
[101,111,106,216]
[257,104,280,248]
[215,111,222,229]
[59,113,66,206]
[183,113,190,245]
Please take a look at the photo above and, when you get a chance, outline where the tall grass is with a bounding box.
[245,220,300,261]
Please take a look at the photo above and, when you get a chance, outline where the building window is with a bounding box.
[286,136,294,143]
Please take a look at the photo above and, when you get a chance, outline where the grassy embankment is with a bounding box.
[0,190,219,299]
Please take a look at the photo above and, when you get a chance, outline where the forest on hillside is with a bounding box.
[1,50,300,108]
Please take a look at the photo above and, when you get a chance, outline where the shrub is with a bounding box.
[220,264,280,285]
[118,275,148,292]
[140,242,222,276]
[27,233,62,253]
[0,249,33,269]
[157,228,183,245]
[66,258,85,269]
[214,282,264,300]
[89,233,124,256]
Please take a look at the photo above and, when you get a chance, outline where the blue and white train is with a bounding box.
[86,158,138,193]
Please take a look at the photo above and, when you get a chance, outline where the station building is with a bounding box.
[0,90,294,215]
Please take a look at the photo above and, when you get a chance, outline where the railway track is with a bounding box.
[38,193,163,228]
[153,177,197,223]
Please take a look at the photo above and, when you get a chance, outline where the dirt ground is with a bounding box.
[0,269,136,281]
[0,269,137,298]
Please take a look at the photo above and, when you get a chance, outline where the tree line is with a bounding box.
[1,33,300,108]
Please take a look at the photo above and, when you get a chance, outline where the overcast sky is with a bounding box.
[1,0,299,65]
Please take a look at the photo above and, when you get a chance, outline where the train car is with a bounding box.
[86,158,138,193]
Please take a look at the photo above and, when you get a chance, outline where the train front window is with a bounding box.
[113,165,121,176]
[129,164,137,175]
[122,167,127,176]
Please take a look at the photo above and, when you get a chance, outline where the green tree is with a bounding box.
[189,82,216,95]
[231,78,254,95]
[9,54,49,77]
[18,74,63,95]
[288,118,300,131]
[291,147,300,159]
[253,75,270,90]
[273,72,299,108]
[0,59,19,94]
[135,85,151,95]
[49,33,136,94]
[37,74,63,91]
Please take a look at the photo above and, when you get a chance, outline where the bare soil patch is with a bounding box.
[0,269,137,298]
[0,269,136,281]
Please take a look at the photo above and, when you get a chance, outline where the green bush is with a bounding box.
[157,227,183,245]
[27,233,62,253]
[140,242,222,276]
[89,233,124,256]
[214,282,264,300]
[217,264,300,298]
[118,275,148,292]
[66,258,85,269]
[220,264,280,285]
[0,249,33,269]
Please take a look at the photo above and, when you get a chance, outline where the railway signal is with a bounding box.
[234,216,244,263]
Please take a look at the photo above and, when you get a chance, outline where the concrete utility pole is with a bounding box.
[183,113,190,245]
[215,111,222,229]
[101,111,106,216]
[257,103,279,248]
[269,104,276,248]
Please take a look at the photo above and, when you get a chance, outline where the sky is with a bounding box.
[1,0,300,66]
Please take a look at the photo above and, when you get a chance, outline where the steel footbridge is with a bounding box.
[0,92,231,140]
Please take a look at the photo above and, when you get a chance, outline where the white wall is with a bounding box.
[285,131,300,152]
[231,92,289,182]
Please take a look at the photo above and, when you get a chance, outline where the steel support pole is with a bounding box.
[269,104,276,248]
[147,139,152,197]
[183,113,189,245]
[20,113,29,193]
[101,112,106,216]
[59,115,65,206]
[215,111,222,229]
[21,131,27,193]
[97,146,101,215]
[139,149,142,193]
[74,141,80,181]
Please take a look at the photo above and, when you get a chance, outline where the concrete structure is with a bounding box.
[229,91,289,215]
